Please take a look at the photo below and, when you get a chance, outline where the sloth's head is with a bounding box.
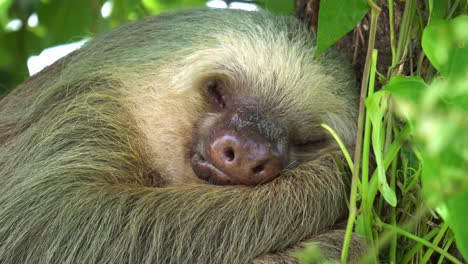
[62,9,358,185]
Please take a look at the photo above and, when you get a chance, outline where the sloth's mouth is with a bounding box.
[191,152,233,185]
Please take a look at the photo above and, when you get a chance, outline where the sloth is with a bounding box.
[0,9,365,264]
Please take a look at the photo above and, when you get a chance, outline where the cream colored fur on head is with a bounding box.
[65,9,358,183]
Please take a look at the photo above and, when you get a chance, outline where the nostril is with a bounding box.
[223,147,235,162]
[204,131,285,186]
[252,164,264,175]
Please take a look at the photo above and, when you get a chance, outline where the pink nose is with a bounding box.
[206,131,284,186]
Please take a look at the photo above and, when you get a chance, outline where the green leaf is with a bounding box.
[428,0,449,23]
[0,30,30,75]
[422,15,468,80]
[365,91,397,207]
[293,243,327,263]
[0,0,13,27]
[255,0,293,15]
[384,76,428,102]
[420,108,468,261]
[354,214,366,237]
[316,0,369,56]
[0,30,13,66]
[142,0,207,14]
[442,192,468,261]
[384,76,429,125]
[37,0,101,47]
[110,0,143,24]
[409,17,468,259]
[423,139,468,261]
[0,30,29,92]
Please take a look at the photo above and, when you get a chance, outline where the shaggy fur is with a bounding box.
[0,9,363,263]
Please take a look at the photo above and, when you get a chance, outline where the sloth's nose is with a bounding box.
[206,130,285,186]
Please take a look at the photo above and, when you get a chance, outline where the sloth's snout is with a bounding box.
[208,133,282,185]
[199,129,285,186]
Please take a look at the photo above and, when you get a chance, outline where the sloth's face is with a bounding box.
[189,76,332,186]
[125,23,357,186]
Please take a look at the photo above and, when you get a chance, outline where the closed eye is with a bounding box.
[293,138,329,152]
[204,79,226,109]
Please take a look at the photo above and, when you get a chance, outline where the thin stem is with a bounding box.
[387,0,397,67]
[393,0,416,75]
[361,49,378,249]
[401,228,439,264]
[380,222,463,264]
[383,101,394,154]
[447,0,460,18]
[437,236,455,264]
[321,124,354,173]
[416,51,425,77]
[361,205,426,263]
[422,223,449,263]
[368,125,411,206]
[389,151,398,264]
[342,2,381,262]
[367,0,382,12]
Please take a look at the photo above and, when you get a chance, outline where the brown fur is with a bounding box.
[0,9,363,263]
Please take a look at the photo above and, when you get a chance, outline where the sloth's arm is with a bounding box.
[1,153,347,264]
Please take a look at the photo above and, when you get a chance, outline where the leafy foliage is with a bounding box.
[0,0,293,94]
[311,1,467,263]
[255,0,294,15]
[387,15,468,261]
[316,0,369,56]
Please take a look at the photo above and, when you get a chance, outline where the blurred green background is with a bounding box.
[0,0,293,94]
